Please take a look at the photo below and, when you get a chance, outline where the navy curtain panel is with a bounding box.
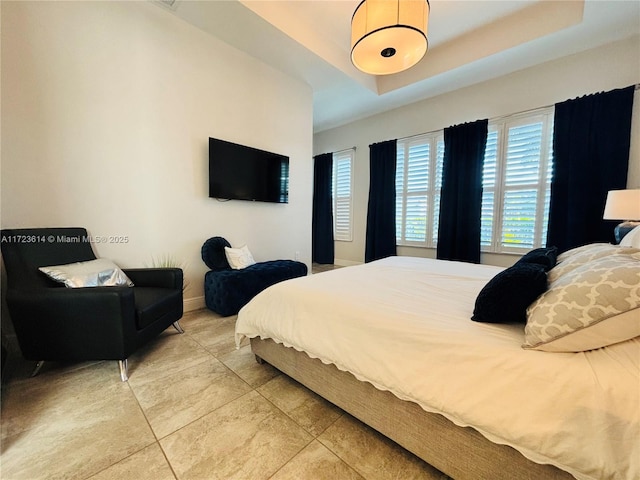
[365,139,397,263]
[436,119,488,264]
[547,86,635,252]
[312,153,335,264]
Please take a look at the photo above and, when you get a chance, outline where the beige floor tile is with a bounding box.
[257,375,343,437]
[183,313,243,357]
[318,414,450,480]
[179,308,228,330]
[218,344,280,388]
[130,356,252,438]
[269,440,364,480]
[87,443,176,480]
[176,311,214,334]
[1,363,155,480]
[0,353,106,386]
[126,329,212,385]
[1,308,454,480]
[2,361,131,440]
[160,390,312,480]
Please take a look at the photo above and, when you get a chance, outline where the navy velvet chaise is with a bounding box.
[201,237,308,316]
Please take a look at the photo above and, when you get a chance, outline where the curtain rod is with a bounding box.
[316,146,356,157]
[398,83,640,143]
[399,105,553,142]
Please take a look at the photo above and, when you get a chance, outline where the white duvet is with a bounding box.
[235,256,639,480]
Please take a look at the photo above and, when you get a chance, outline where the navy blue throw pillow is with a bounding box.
[471,263,548,324]
[201,237,232,271]
[514,246,558,272]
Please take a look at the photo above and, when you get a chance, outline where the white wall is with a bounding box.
[314,36,640,266]
[1,1,314,310]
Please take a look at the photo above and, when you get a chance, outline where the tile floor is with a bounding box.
[1,307,451,480]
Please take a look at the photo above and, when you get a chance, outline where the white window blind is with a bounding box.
[332,149,354,242]
[396,134,444,247]
[395,108,554,253]
[481,109,554,253]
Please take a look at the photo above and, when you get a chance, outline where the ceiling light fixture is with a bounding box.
[351,0,429,76]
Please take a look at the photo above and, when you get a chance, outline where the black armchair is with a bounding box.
[0,227,184,381]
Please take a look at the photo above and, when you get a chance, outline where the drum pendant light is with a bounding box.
[351,0,429,75]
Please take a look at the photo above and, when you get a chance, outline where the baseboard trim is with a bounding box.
[184,296,205,312]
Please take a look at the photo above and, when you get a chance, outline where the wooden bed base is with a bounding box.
[251,337,575,480]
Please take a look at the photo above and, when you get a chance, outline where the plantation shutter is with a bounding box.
[541,126,554,245]
[333,150,353,242]
[404,142,429,243]
[500,122,543,249]
[395,147,405,241]
[398,108,553,253]
[432,140,445,245]
[396,135,444,248]
[481,130,498,247]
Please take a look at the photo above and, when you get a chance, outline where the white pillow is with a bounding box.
[620,225,640,248]
[39,258,134,288]
[224,245,256,270]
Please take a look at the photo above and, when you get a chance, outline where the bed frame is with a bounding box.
[251,337,575,480]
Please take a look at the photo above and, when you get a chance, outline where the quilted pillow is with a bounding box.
[523,252,640,352]
[39,258,133,288]
[514,246,558,271]
[224,245,256,270]
[471,263,548,324]
[547,244,639,284]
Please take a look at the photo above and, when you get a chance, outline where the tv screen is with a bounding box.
[208,138,289,203]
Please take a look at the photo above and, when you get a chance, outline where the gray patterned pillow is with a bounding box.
[555,243,611,263]
[523,253,640,352]
[548,244,639,284]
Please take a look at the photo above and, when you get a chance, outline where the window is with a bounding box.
[332,149,354,242]
[395,134,444,247]
[395,108,554,253]
[481,109,554,253]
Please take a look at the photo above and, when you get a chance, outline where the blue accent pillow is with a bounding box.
[514,246,558,272]
[471,263,548,324]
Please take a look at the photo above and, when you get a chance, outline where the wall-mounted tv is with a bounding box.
[209,137,289,204]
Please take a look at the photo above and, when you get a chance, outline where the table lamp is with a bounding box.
[603,189,640,243]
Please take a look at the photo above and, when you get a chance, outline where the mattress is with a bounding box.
[235,256,639,480]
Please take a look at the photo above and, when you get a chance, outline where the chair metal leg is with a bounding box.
[31,360,45,377]
[172,321,184,334]
[118,359,129,382]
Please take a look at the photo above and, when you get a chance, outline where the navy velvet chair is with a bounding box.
[201,237,307,316]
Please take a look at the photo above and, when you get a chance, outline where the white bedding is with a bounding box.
[235,256,640,480]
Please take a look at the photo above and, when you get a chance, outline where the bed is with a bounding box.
[235,251,640,480]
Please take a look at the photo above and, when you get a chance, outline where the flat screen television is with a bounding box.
[208,137,289,203]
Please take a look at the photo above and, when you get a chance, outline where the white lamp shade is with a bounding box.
[351,0,429,75]
[603,189,640,220]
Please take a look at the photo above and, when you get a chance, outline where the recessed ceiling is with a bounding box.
[158,0,640,132]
